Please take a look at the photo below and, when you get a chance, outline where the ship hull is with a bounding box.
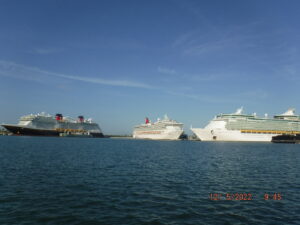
[2,125,104,138]
[133,130,183,140]
[191,128,275,142]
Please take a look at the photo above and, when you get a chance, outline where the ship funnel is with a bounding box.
[55,113,63,121]
[145,117,149,124]
[78,115,84,122]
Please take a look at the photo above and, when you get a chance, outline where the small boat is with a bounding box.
[272,134,300,144]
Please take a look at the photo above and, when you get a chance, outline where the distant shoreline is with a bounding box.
[0,129,199,140]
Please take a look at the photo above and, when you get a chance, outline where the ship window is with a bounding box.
[213,136,217,140]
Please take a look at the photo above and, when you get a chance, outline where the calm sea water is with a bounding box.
[0,136,299,225]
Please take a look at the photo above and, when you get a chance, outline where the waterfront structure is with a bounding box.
[133,115,184,140]
[0,126,10,135]
[2,112,103,137]
[191,108,300,142]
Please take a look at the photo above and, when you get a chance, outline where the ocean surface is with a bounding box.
[0,136,299,225]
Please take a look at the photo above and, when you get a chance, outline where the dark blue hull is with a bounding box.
[2,125,104,138]
[272,134,300,143]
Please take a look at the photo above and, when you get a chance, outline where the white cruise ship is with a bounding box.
[191,108,300,142]
[133,115,184,140]
[2,112,103,137]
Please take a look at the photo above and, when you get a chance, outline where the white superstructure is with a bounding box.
[17,112,101,133]
[191,108,300,142]
[133,115,184,140]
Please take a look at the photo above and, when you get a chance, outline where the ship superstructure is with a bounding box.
[133,115,184,140]
[2,112,103,137]
[191,108,300,142]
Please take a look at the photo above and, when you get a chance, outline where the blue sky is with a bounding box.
[1,0,300,134]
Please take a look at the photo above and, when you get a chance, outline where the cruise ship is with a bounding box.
[133,115,184,140]
[2,112,104,137]
[191,108,300,142]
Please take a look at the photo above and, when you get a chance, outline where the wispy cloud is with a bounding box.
[172,22,264,57]
[165,91,199,100]
[0,60,154,89]
[0,60,271,104]
[241,89,269,99]
[166,90,241,104]
[181,34,257,56]
[171,31,196,49]
[275,64,300,82]
[55,73,154,89]
[30,47,64,55]
[183,40,227,56]
[69,37,148,51]
[182,73,221,82]
[157,66,177,75]
[157,65,227,82]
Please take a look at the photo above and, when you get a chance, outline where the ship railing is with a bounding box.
[240,129,300,134]
[55,128,87,133]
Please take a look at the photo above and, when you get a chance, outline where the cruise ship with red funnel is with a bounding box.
[2,112,103,137]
